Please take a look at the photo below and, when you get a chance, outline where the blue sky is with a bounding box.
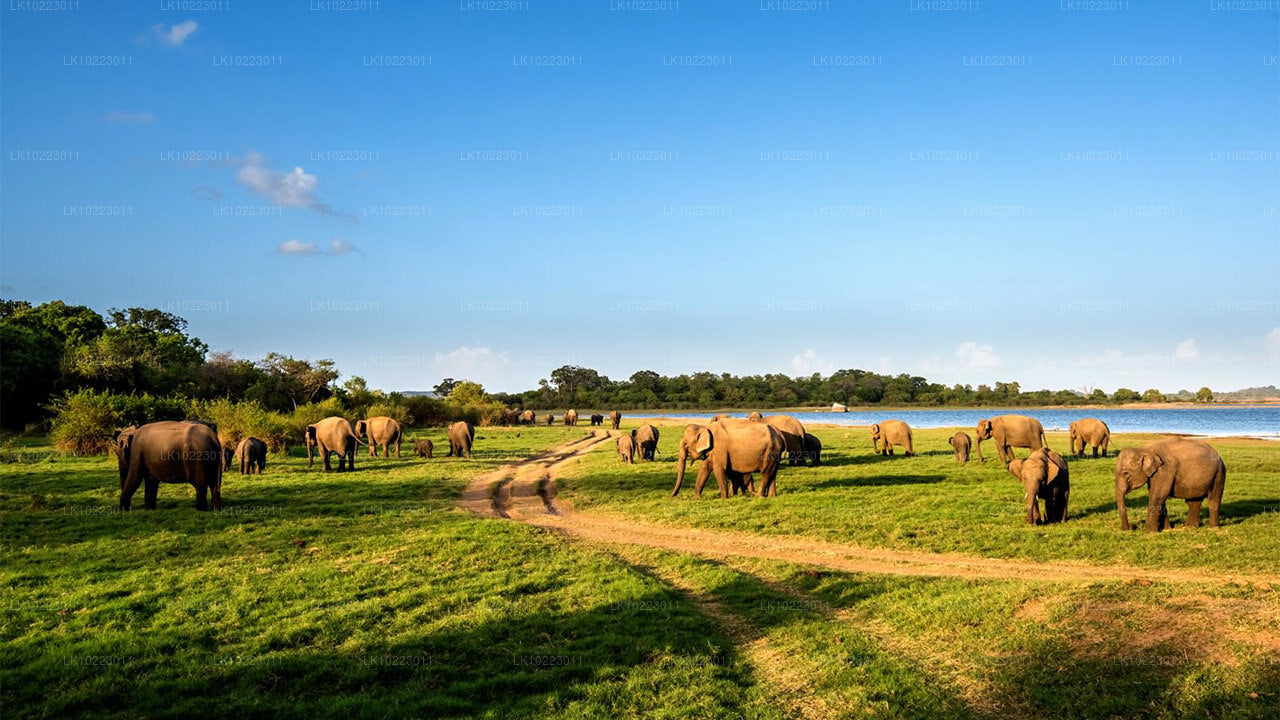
[2,0,1277,394]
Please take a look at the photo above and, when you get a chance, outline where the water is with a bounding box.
[629,407,1280,438]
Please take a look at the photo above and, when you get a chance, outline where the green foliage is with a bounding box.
[47,389,122,455]
[1113,388,1140,403]
[402,395,448,426]
[190,398,291,452]
[365,401,412,427]
[447,380,487,406]
[285,398,347,437]
[1196,386,1214,403]
[1142,388,1166,403]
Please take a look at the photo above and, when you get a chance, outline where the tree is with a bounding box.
[433,378,459,397]
[1195,386,1214,403]
[1113,388,1140,403]
[1089,388,1108,402]
[448,381,487,406]
[1141,388,1164,403]
[252,353,339,410]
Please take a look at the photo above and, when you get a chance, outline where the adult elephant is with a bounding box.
[236,436,267,476]
[116,421,223,511]
[871,420,913,456]
[616,434,635,464]
[633,424,660,461]
[609,410,622,430]
[447,421,475,459]
[564,409,578,426]
[948,432,972,463]
[355,416,402,458]
[802,433,822,466]
[307,417,358,472]
[520,409,536,425]
[671,419,785,498]
[974,415,1046,465]
[1070,418,1111,458]
[674,423,752,496]
[1007,448,1069,525]
[757,414,806,466]
[1115,439,1226,532]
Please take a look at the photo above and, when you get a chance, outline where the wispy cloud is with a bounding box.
[276,237,359,257]
[1264,328,1280,355]
[955,341,1001,368]
[1173,338,1199,361]
[192,185,222,201]
[237,152,349,220]
[152,20,198,47]
[105,110,153,125]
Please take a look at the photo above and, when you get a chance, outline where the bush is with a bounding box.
[285,398,348,439]
[48,389,123,455]
[191,398,291,452]
[403,395,447,426]
[365,401,412,427]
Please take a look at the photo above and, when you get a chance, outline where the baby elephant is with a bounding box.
[590,414,605,426]
[413,439,433,459]
[1007,448,1069,525]
[948,432,971,463]
[236,436,267,476]
[616,434,636,464]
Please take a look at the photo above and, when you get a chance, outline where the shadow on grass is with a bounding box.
[811,474,946,489]
[1072,497,1280,527]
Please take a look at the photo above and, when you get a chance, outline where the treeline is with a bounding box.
[2,300,1218,446]
[489,366,1215,411]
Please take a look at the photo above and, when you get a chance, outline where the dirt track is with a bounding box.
[461,432,1280,587]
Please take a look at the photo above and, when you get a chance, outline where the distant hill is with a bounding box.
[1216,385,1280,402]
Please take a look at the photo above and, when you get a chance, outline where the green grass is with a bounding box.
[559,423,1280,573]
[4,423,1279,719]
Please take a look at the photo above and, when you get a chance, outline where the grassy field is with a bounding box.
[3,421,1279,719]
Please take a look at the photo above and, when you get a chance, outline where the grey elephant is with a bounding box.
[975,415,1046,465]
[355,416,402,458]
[1069,418,1111,458]
[116,421,223,511]
[948,432,971,463]
[675,424,751,496]
[307,417,358,472]
[545,413,554,426]
[757,414,806,465]
[1115,439,1226,532]
[871,420,914,456]
[520,409,536,425]
[609,410,622,430]
[1007,448,1069,525]
[564,409,578,426]
[802,433,822,466]
[413,438,433,458]
[447,421,475,459]
[633,424,660,461]
[236,436,267,476]
[590,413,605,426]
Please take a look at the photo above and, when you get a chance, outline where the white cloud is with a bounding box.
[1264,328,1280,355]
[105,110,153,124]
[329,237,357,255]
[277,239,319,256]
[955,341,1001,368]
[789,349,827,376]
[236,152,347,219]
[152,20,198,47]
[431,347,512,378]
[1173,338,1199,361]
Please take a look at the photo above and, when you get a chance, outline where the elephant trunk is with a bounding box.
[1116,476,1131,531]
[974,433,984,462]
[672,445,688,496]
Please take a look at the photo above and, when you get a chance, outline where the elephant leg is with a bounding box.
[1145,492,1170,532]
[120,471,143,510]
[144,478,160,510]
[348,451,356,471]
[209,477,222,511]
[1025,491,1039,525]
[693,461,714,498]
[1185,500,1202,528]
[195,481,208,511]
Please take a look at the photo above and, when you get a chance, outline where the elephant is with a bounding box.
[236,436,267,476]
[497,408,521,426]
[747,411,763,421]
[871,420,913,456]
[590,414,605,426]
[1007,448,1069,525]
[609,410,622,430]
[802,433,822,466]
[671,419,785,498]
[674,423,752,496]
[974,415,1046,465]
[545,413,554,426]
[1069,418,1111,458]
[948,432,972,463]
[307,417,358,472]
[711,414,733,422]
[447,421,475,459]
[1115,439,1226,532]
[520,409,536,425]
[633,424,660,461]
[413,438,434,458]
[355,416,402,458]
[616,434,636,463]
[756,414,807,465]
[564,409,579,426]
[115,421,223,511]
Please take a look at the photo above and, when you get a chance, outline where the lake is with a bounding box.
[629,407,1280,439]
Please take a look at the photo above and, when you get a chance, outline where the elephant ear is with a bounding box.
[1045,455,1061,484]
[871,423,880,434]
[1139,452,1163,478]
[981,420,993,434]
[694,428,713,456]
[1008,459,1023,478]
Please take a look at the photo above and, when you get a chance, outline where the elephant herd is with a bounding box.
[111,414,478,511]
[653,412,1228,533]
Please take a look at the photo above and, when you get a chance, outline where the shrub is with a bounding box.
[48,389,122,455]
[403,395,447,426]
[365,401,412,427]
[191,398,291,452]
[285,398,348,439]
